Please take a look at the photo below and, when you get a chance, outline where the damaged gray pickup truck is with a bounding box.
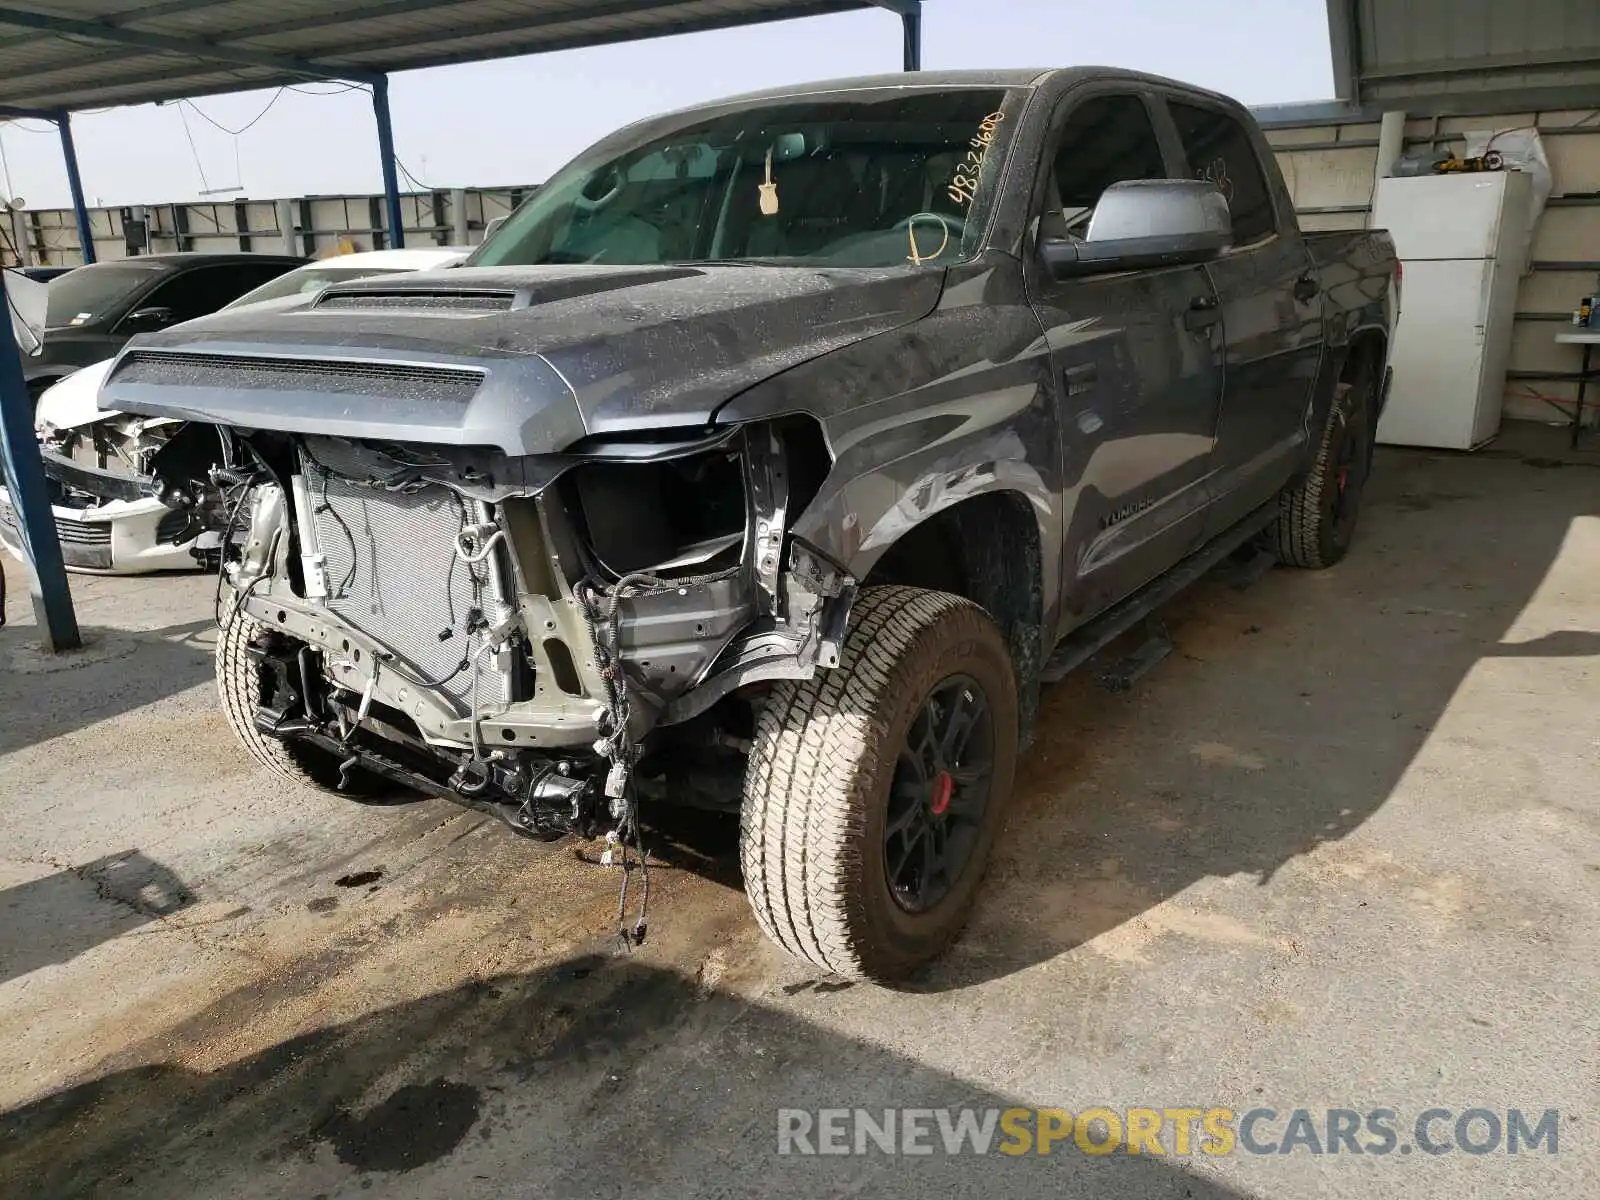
[104,68,1396,982]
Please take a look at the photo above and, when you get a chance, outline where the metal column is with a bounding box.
[54,110,95,264]
[370,76,405,249]
[901,1,922,72]
[0,276,79,649]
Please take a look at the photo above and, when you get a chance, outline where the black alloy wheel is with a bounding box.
[884,674,996,914]
[1329,380,1373,553]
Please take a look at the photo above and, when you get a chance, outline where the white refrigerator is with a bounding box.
[1372,170,1533,450]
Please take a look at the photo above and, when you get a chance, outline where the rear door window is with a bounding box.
[1166,101,1276,246]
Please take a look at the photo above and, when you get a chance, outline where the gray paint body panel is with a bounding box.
[105,69,1395,664]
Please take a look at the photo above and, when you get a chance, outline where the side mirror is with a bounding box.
[482,216,507,240]
[122,305,175,331]
[1040,179,1231,279]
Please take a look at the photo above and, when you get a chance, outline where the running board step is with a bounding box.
[1094,617,1174,693]
[1213,544,1278,592]
[1040,504,1278,685]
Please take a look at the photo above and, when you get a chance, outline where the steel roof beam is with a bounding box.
[1325,0,1360,103]
[311,0,863,65]
[204,0,523,45]
[0,4,383,83]
[0,0,835,91]
[0,0,642,88]
[0,0,235,53]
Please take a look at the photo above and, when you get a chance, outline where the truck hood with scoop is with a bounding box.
[35,295,359,435]
[100,263,946,456]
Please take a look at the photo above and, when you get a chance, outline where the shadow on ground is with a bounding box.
[0,619,214,755]
[1485,630,1600,658]
[0,850,194,988]
[607,448,1600,993]
[0,952,1255,1199]
[917,447,1598,989]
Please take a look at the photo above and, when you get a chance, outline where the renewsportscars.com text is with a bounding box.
[777,1106,1560,1157]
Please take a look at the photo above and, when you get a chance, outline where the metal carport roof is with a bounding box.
[1325,0,1600,111]
[0,0,922,112]
[0,0,927,651]
[1255,0,1600,124]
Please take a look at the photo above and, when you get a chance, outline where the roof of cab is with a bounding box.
[649,66,1241,119]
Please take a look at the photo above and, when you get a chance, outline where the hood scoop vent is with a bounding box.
[114,350,484,404]
[314,288,518,314]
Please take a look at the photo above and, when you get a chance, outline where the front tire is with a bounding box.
[740,586,1018,983]
[216,608,388,800]
[1273,350,1378,569]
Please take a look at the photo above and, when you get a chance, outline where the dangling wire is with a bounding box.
[575,565,736,949]
[608,794,651,950]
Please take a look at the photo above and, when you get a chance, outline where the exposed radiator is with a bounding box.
[300,452,514,712]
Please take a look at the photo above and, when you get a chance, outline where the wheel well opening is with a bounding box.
[1345,330,1386,382]
[862,492,1044,740]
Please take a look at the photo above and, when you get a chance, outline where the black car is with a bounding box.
[26,252,303,399]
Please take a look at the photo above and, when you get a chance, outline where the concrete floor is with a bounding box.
[0,445,1595,1199]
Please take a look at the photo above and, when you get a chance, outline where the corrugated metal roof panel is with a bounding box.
[0,0,897,112]
[1333,0,1600,109]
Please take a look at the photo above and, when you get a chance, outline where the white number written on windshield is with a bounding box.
[947,111,1008,207]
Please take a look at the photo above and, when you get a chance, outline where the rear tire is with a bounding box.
[216,608,390,800]
[1274,350,1378,569]
[740,586,1018,983]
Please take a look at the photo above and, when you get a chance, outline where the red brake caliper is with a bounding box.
[930,770,953,816]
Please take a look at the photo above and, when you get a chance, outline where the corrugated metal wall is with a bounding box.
[3,185,536,266]
[1270,107,1600,427]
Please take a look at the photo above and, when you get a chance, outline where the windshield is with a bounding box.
[45,261,167,327]
[472,87,1022,270]
[223,264,414,310]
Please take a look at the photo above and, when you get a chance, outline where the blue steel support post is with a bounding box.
[902,2,922,72]
[371,76,405,249]
[0,277,80,649]
[54,110,95,264]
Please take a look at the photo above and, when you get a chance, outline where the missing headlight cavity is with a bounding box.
[566,444,745,579]
[563,418,831,583]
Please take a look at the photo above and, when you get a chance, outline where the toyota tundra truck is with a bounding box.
[102,68,1397,982]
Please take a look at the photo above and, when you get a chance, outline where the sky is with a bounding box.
[0,0,1335,211]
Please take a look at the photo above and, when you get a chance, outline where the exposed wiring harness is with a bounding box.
[575,564,740,948]
[210,437,278,629]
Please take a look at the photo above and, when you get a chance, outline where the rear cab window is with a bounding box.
[1166,101,1277,247]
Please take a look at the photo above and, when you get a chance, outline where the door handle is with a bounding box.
[1185,294,1221,331]
[1294,273,1319,304]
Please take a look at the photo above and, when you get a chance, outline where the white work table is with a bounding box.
[1555,330,1600,447]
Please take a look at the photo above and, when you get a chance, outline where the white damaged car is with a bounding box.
[0,247,467,573]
